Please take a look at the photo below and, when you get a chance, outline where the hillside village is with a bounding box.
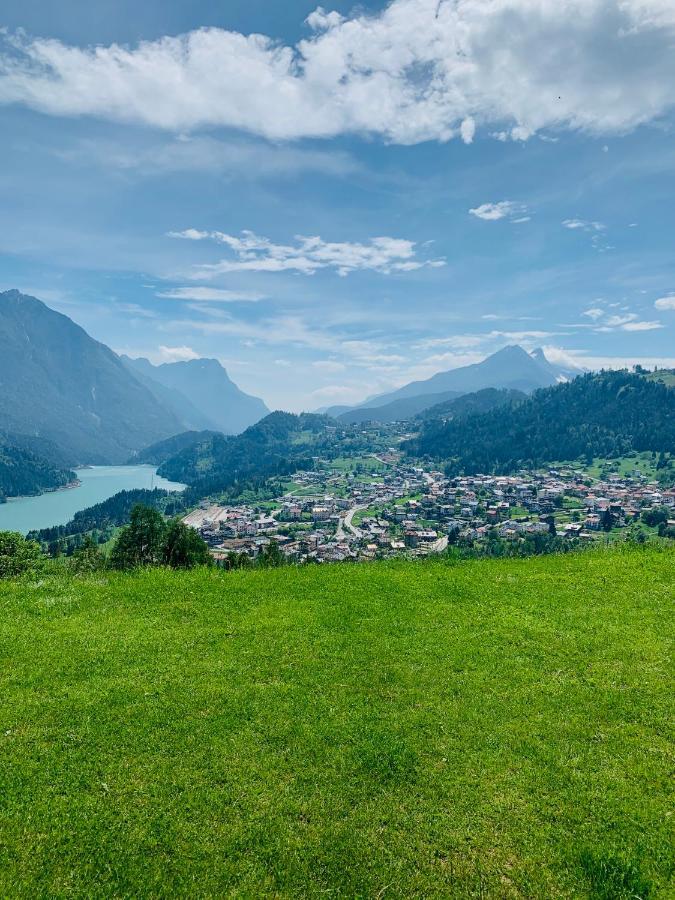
[182,450,675,565]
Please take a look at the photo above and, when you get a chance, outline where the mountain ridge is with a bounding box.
[122,356,269,435]
[0,290,183,464]
[328,345,580,420]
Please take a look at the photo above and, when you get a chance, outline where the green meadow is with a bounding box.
[0,547,673,897]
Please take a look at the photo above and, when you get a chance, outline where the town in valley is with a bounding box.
[182,436,675,565]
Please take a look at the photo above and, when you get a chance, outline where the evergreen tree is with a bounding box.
[69,535,105,573]
[110,505,166,570]
[256,540,285,568]
[161,519,212,569]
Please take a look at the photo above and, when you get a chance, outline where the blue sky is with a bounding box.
[1,0,675,411]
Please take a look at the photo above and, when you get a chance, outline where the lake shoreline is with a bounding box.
[0,466,185,535]
[1,478,82,505]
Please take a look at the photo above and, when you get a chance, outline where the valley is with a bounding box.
[2,7,674,896]
[1,290,673,563]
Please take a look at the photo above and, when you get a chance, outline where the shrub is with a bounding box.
[0,531,44,578]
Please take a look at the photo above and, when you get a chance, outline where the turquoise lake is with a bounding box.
[0,466,185,535]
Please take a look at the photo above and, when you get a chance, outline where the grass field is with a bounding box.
[1,548,673,897]
[552,452,663,481]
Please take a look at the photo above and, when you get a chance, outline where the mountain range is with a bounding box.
[0,290,269,472]
[0,290,185,465]
[328,345,582,423]
[122,356,268,436]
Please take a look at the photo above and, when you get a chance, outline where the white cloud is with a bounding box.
[460,117,476,144]
[469,201,528,222]
[157,287,265,302]
[562,219,605,232]
[310,384,366,402]
[2,0,675,144]
[312,359,346,372]
[591,311,663,332]
[605,313,638,327]
[563,219,613,252]
[582,307,604,320]
[59,135,360,179]
[157,345,200,362]
[621,320,663,331]
[168,229,445,277]
[114,302,158,319]
[654,294,675,310]
[306,7,345,31]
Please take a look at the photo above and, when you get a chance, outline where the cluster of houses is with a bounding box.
[182,457,675,565]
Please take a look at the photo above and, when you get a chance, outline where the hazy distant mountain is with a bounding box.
[120,357,219,432]
[123,357,269,435]
[337,390,462,424]
[0,290,184,464]
[329,345,581,419]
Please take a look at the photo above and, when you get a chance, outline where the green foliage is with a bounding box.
[109,507,212,571]
[0,439,76,499]
[158,411,335,500]
[223,550,253,570]
[68,535,106,574]
[29,488,175,554]
[0,548,672,896]
[408,370,675,473]
[448,531,581,560]
[130,430,219,466]
[642,506,670,528]
[161,519,212,569]
[255,539,285,568]
[0,531,44,578]
[109,505,166,570]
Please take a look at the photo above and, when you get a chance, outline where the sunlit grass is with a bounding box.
[0,546,672,897]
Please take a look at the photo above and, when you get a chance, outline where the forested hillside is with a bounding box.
[130,430,219,466]
[158,411,334,500]
[0,441,76,500]
[408,370,675,472]
[418,387,526,421]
